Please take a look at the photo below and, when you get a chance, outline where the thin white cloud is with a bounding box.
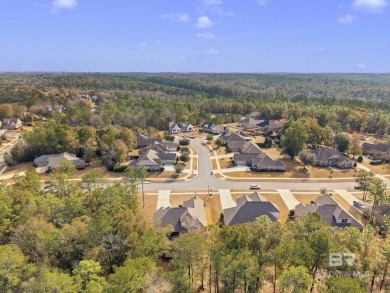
[202,0,222,5]
[154,40,163,44]
[207,49,220,55]
[257,0,268,6]
[161,13,190,23]
[196,32,215,39]
[352,0,388,13]
[357,63,366,68]
[338,14,355,24]
[196,16,214,29]
[52,0,77,11]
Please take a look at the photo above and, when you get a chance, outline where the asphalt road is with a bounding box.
[143,138,370,191]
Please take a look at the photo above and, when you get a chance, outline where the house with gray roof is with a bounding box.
[129,149,176,171]
[362,142,390,160]
[136,133,162,149]
[237,117,264,129]
[152,196,207,235]
[34,152,85,173]
[310,147,354,169]
[223,192,280,225]
[294,194,363,229]
[201,122,227,134]
[2,118,22,130]
[169,122,193,134]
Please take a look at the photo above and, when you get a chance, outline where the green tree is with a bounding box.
[355,169,375,202]
[174,163,184,177]
[349,134,362,158]
[281,121,309,159]
[298,149,316,171]
[324,276,366,293]
[278,266,312,293]
[137,165,148,208]
[334,133,349,153]
[368,177,388,224]
[112,139,128,165]
[107,257,156,293]
[206,134,214,142]
[31,267,81,293]
[73,260,106,292]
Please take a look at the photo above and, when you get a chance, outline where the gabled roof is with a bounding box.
[227,140,246,149]
[252,154,286,168]
[136,133,162,146]
[294,194,363,229]
[226,133,247,142]
[268,120,285,130]
[223,192,280,225]
[152,197,207,232]
[362,142,390,153]
[310,147,351,163]
[130,148,176,168]
[240,141,262,154]
[34,152,85,168]
[201,122,215,129]
[2,118,22,125]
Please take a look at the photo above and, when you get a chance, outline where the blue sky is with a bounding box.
[0,0,389,72]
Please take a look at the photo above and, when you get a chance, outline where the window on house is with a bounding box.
[341,219,348,223]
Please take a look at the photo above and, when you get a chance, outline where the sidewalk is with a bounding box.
[356,163,388,181]
[333,189,360,205]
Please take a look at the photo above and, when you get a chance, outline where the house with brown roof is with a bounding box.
[201,122,227,134]
[294,194,363,229]
[362,142,390,160]
[310,147,354,169]
[152,196,207,236]
[2,118,22,130]
[223,192,280,225]
[34,152,85,173]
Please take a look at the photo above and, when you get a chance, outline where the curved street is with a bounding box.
[143,138,377,191]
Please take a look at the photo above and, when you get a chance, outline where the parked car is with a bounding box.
[354,184,362,189]
[353,200,365,209]
[249,184,261,190]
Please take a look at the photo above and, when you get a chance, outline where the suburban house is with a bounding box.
[34,152,86,173]
[310,147,354,169]
[232,141,286,171]
[129,149,176,171]
[168,122,193,134]
[294,194,363,229]
[142,141,178,153]
[362,142,390,160]
[136,133,162,149]
[237,117,264,129]
[200,122,227,134]
[2,118,23,130]
[221,131,252,152]
[223,192,280,225]
[152,196,207,236]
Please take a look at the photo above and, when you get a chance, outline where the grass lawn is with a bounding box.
[219,157,234,169]
[190,145,198,156]
[211,159,218,170]
[169,193,222,225]
[252,135,265,144]
[360,159,390,175]
[231,192,289,223]
[138,193,158,223]
[293,194,320,204]
[332,193,367,225]
[2,162,34,175]
[193,157,198,170]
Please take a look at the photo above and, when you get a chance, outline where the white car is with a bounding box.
[353,200,365,209]
[249,184,261,190]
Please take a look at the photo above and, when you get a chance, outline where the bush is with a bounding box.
[113,165,128,172]
[180,153,190,162]
[179,138,190,146]
[180,146,190,154]
[160,167,165,172]
[216,138,224,146]
[370,160,385,165]
[357,156,363,163]
[0,134,7,141]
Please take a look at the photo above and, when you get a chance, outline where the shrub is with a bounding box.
[160,167,165,172]
[180,153,190,162]
[179,138,190,146]
[180,146,190,154]
[370,160,384,165]
[357,156,363,163]
[216,138,224,146]
[113,165,128,172]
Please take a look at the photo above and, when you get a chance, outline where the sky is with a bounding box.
[0,0,389,72]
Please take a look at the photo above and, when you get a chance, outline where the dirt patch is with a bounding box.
[2,162,34,175]
[332,193,367,225]
[139,193,158,223]
[169,193,222,225]
[211,159,218,170]
[193,157,198,170]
